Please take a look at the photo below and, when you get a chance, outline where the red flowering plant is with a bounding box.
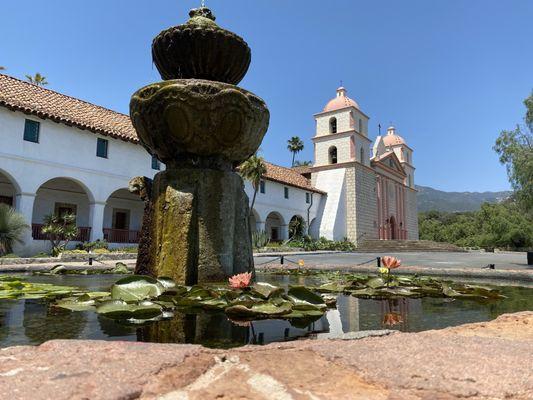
[378,256,401,286]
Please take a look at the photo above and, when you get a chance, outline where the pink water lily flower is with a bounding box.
[228,272,253,289]
[382,256,401,269]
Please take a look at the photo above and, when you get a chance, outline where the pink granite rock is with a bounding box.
[0,312,532,400]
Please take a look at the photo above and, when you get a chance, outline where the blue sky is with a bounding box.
[1,0,531,192]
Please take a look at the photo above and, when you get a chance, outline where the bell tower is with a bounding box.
[310,87,374,243]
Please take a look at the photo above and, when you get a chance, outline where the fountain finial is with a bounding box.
[189,6,216,21]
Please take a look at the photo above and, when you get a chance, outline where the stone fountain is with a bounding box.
[129,6,269,284]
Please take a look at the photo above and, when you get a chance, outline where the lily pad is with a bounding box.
[287,286,326,311]
[96,300,163,320]
[111,275,164,301]
[55,297,96,311]
[250,283,284,299]
[225,302,293,317]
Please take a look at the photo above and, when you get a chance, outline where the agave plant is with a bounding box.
[0,204,29,256]
[252,230,269,249]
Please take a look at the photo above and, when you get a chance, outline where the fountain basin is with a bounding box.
[130,79,269,165]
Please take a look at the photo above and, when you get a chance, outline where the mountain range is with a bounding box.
[416,185,512,212]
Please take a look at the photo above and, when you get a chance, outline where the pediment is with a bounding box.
[372,151,406,176]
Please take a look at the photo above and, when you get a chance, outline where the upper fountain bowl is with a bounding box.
[152,7,251,85]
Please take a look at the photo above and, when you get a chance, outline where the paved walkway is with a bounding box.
[254,251,531,270]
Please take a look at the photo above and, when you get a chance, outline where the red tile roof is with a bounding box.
[0,74,138,143]
[0,74,325,194]
[264,162,324,194]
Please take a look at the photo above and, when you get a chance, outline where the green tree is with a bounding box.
[25,73,48,86]
[287,136,304,167]
[41,213,78,256]
[419,202,533,250]
[239,154,267,213]
[494,92,533,212]
[0,204,29,256]
[293,160,312,167]
[288,216,306,239]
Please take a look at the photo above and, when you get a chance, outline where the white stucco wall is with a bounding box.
[313,168,347,241]
[0,108,162,255]
[244,179,322,240]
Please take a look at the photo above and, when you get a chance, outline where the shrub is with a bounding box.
[61,249,89,255]
[111,247,138,254]
[252,231,270,249]
[77,239,109,252]
[92,248,110,254]
[0,253,20,259]
[289,236,356,252]
[31,252,51,258]
[0,204,29,256]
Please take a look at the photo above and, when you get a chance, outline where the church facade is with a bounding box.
[307,87,419,242]
[0,74,417,256]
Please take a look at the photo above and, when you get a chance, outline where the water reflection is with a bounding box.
[0,275,531,348]
[23,300,86,344]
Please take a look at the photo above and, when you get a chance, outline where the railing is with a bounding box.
[31,224,92,242]
[103,228,140,244]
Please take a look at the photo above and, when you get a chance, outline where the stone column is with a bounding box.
[15,193,36,250]
[89,201,106,242]
[280,224,289,241]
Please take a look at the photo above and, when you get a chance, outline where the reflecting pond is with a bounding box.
[0,273,532,348]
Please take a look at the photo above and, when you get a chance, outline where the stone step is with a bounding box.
[356,240,466,253]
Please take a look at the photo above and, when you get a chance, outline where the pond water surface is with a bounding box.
[0,273,532,349]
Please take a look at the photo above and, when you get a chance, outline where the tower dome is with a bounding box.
[323,87,359,112]
[382,125,406,146]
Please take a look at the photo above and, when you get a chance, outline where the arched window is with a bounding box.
[360,147,365,164]
[329,117,337,134]
[358,119,363,133]
[329,146,338,164]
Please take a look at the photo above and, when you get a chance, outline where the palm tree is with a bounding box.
[239,154,267,213]
[293,160,312,167]
[287,136,304,167]
[0,204,29,256]
[25,73,48,86]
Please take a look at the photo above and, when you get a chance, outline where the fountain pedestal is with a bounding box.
[148,168,253,284]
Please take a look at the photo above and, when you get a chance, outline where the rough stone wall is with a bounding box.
[344,167,357,242]
[354,164,378,243]
[315,135,352,166]
[315,110,352,136]
[405,187,419,239]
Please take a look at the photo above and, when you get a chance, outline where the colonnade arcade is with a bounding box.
[0,168,144,252]
[249,208,307,242]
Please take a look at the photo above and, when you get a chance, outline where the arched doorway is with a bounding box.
[389,216,397,240]
[103,188,144,244]
[288,215,306,239]
[0,169,20,207]
[32,178,93,242]
[265,212,285,242]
